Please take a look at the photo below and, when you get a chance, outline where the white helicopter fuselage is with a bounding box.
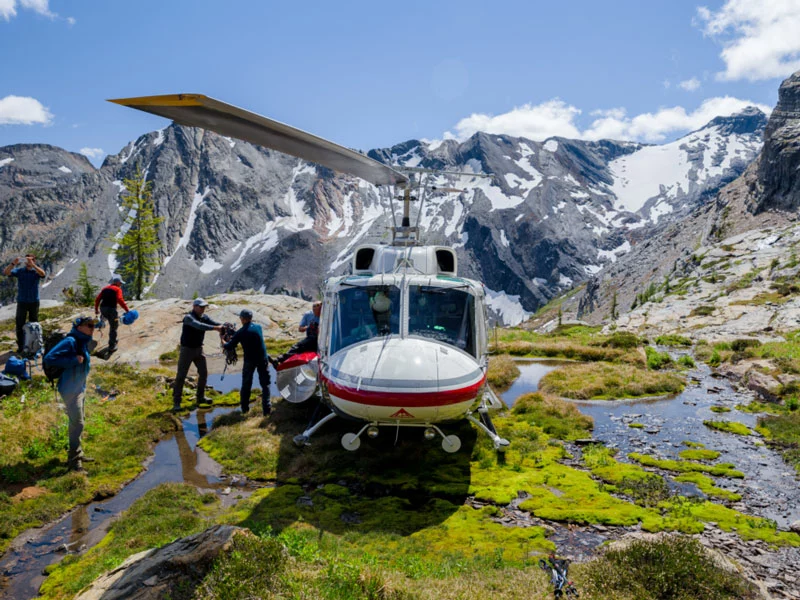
[318,269,489,425]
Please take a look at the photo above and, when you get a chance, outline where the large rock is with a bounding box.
[75,525,247,600]
[755,71,800,213]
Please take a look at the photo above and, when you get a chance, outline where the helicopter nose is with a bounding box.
[326,337,484,396]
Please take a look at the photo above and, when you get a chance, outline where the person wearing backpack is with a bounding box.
[3,254,46,354]
[94,274,129,353]
[172,299,222,411]
[222,309,272,415]
[43,316,97,473]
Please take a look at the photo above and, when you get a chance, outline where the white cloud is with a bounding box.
[444,96,771,144]
[0,0,64,20]
[448,99,582,141]
[79,147,105,159]
[66,16,75,25]
[0,95,53,125]
[698,0,800,81]
[679,77,701,91]
[0,0,16,20]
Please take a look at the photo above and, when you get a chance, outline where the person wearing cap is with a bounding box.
[94,274,130,353]
[43,316,97,473]
[272,301,322,366]
[223,308,272,415]
[172,298,223,411]
[3,253,46,354]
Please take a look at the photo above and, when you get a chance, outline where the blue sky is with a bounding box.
[1,0,798,165]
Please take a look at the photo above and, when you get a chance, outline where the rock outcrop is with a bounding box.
[755,71,800,213]
[74,525,247,600]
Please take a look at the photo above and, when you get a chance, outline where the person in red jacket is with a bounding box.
[94,274,130,353]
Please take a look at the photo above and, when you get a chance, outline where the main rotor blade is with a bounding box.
[108,94,408,187]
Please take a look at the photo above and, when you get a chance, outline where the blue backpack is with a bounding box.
[3,356,30,380]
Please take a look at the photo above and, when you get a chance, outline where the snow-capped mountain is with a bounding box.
[0,108,766,324]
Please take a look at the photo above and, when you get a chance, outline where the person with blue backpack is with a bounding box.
[3,253,46,354]
[43,316,97,473]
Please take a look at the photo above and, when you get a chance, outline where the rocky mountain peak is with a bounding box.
[704,107,768,136]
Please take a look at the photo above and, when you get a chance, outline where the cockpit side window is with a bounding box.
[408,285,476,357]
[330,285,401,354]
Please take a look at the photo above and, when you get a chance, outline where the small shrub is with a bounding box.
[582,535,756,600]
[619,475,671,507]
[730,338,761,352]
[486,355,520,391]
[603,331,643,349]
[645,346,673,370]
[655,334,692,347]
[708,350,722,367]
[159,346,180,363]
[690,305,715,317]
[677,355,695,368]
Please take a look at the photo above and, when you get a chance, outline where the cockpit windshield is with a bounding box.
[408,285,476,357]
[330,285,401,355]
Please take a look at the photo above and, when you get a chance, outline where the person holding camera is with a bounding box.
[3,253,46,354]
[223,308,272,415]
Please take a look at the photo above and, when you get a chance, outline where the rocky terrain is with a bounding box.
[0,104,766,324]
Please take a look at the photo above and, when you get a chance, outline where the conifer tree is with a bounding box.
[113,165,163,300]
[76,262,96,306]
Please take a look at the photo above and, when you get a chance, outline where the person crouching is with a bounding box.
[223,308,273,415]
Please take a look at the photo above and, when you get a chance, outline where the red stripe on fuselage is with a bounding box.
[321,374,486,407]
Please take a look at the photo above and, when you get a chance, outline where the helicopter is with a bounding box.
[110,94,510,453]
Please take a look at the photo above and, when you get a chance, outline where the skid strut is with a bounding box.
[293,411,337,447]
[467,408,510,450]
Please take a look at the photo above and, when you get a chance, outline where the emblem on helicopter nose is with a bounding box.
[390,408,415,419]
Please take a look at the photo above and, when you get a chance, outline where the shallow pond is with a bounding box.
[501,360,800,529]
[0,407,236,600]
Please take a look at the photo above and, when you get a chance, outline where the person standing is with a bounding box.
[43,316,97,473]
[273,301,321,365]
[172,298,222,411]
[223,309,272,415]
[3,254,46,354]
[94,274,130,353]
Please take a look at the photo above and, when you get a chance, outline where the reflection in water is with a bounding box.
[207,369,279,397]
[0,407,234,600]
[501,360,567,406]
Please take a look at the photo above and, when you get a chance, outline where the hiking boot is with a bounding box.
[172,403,183,412]
[108,345,117,353]
[262,401,272,415]
[79,456,96,463]
[68,457,87,474]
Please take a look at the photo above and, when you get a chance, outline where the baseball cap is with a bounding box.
[193,298,209,307]
[111,274,125,284]
[239,308,253,319]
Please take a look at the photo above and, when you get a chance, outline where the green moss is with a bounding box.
[645,346,673,370]
[539,362,684,400]
[757,411,800,475]
[673,472,742,501]
[690,305,716,317]
[679,449,721,461]
[710,405,732,413]
[703,420,752,436]
[628,422,644,429]
[629,453,744,478]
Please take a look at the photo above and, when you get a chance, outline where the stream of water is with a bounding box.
[500,360,800,529]
[0,406,237,600]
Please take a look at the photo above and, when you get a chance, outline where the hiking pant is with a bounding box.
[241,359,271,413]
[173,346,207,407]
[15,301,39,353]
[62,389,85,463]
[100,306,119,349]
[278,336,318,363]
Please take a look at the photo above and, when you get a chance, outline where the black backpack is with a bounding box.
[43,332,71,382]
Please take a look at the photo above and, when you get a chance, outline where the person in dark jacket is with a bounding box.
[3,254,46,354]
[172,298,222,411]
[43,316,97,473]
[94,274,130,352]
[223,308,272,415]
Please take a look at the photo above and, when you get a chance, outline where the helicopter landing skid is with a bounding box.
[293,411,338,447]
[338,421,463,453]
[466,409,510,451]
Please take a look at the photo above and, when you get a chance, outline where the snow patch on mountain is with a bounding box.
[485,287,531,326]
[0,158,14,168]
